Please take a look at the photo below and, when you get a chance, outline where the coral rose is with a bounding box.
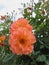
[9,18,36,55]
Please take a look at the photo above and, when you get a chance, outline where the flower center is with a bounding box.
[19,39,25,44]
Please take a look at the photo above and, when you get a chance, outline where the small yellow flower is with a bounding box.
[0,35,6,46]
[0,40,1,43]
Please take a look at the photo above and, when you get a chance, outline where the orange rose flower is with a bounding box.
[9,18,36,55]
[0,35,6,46]
[10,18,33,33]
[9,28,36,55]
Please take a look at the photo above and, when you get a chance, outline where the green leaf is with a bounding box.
[3,54,14,62]
[45,60,49,65]
[36,55,46,62]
